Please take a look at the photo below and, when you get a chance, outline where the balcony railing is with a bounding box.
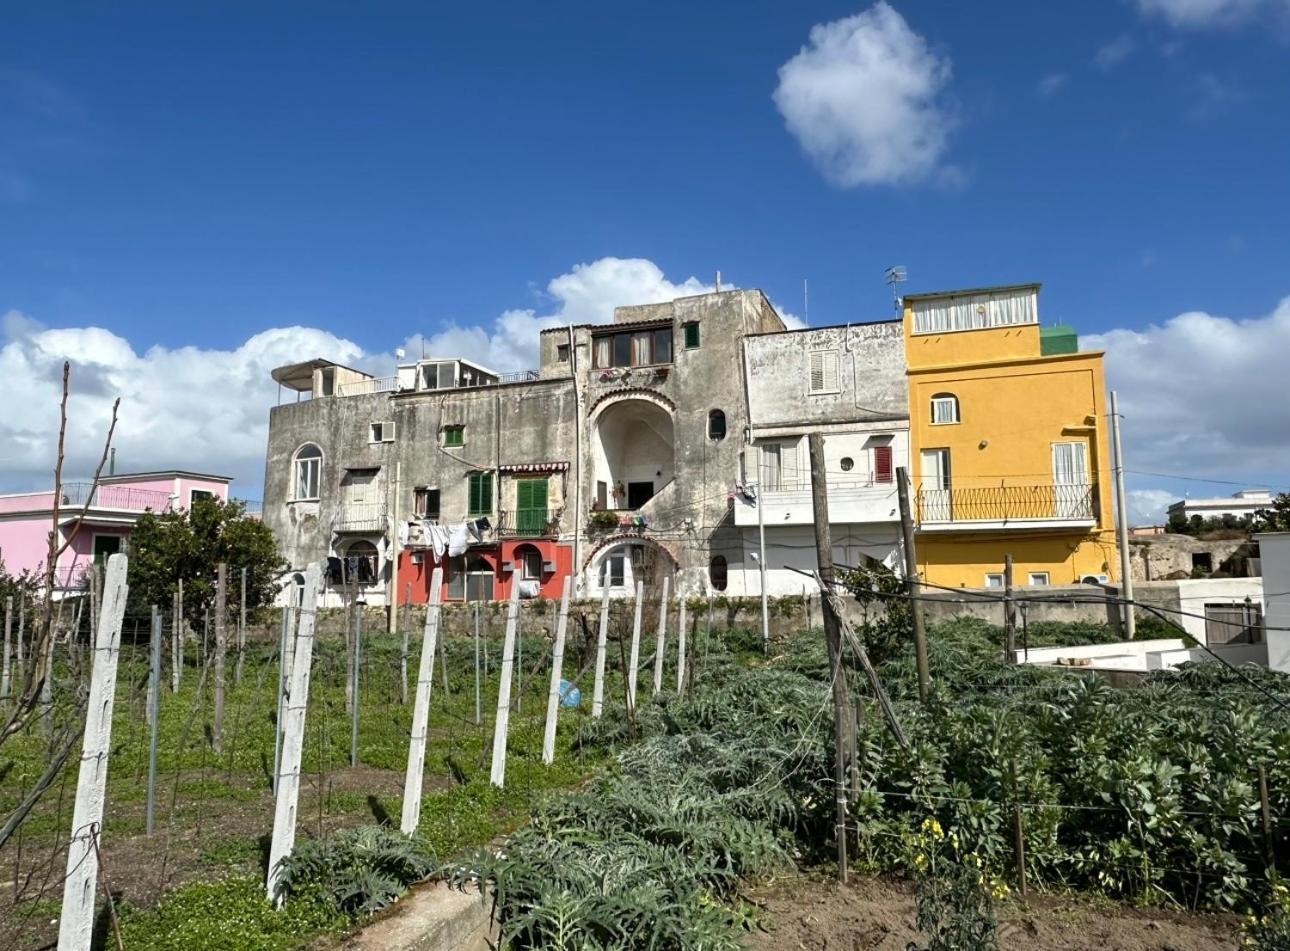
[336,376,397,397]
[334,502,388,533]
[498,369,539,385]
[61,483,173,512]
[498,509,560,537]
[917,483,1095,524]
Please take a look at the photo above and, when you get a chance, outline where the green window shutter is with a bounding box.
[531,479,548,511]
[684,322,700,349]
[516,479,533,511]
[469,473,492,516]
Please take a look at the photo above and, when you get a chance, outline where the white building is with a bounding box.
[729,320,910,596]
[1168,489,1273,523]
[1258,533,1290,673]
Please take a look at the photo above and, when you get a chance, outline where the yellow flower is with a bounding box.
[920,818,944,840]
[991,880,1011,900]
[913,853,929,872]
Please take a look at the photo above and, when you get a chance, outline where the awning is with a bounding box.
[498,462,570,473]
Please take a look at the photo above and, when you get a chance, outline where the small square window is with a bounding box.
[443,425,465,447]
[606,553,626,587]
[370,421,395,443]
[521,549,543,580]
[1028,572,1050,586]
[984,573,1005,589]
[556,344,570,362]
[683,322,700,349]
[413,487,440,520]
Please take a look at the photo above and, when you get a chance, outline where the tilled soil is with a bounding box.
[745,875,1241,951]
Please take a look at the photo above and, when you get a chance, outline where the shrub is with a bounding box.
[274,825,436,917]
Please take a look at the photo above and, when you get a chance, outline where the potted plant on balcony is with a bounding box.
[588,510,619,534]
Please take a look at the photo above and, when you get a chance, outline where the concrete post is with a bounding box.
[652,576,669,695]
[146,605,161,834]
[591,580,611,718]
[400,568,443,836]
[16,596,24,679]
[676,599,688,694]
[542,576,572,765]
[236,566,247,685]
[489,583,522,788]
[627,580,644,713]
[2,596,11,700]
[213,562,227,754]
[266,562,322,904]
[58,553,128,951]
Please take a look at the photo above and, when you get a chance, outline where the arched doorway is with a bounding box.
[591,396,675,512]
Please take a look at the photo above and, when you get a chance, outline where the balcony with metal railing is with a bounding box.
[333,502,388,533]
[732,475,901,527]
[497,508,560,537]
[63,483,174,512]
[916,483,1096,531]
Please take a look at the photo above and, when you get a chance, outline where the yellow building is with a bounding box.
[903,284,1119,588]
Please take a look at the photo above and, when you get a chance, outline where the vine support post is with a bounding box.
[401,568,443,835]
[146,605,161,835]
[591,579,610,718]
[809,432,851,885]
[675,598,688,694]
[652,575,669,696]
[1260,764,1276,875]
[627,580,644,713]
[213,562,227,753]
[2,595,11,701]
[896,467,930,703]
[542,575,572,765]
[58,553,128,951]
[489,582,522,787]
[1004,554,1017,662]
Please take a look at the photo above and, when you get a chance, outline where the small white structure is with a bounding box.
[1257,533,1290,673]
[1169,489,1273,523]
[1014,637,1266,672]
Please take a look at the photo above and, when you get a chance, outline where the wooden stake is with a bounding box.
[1003,554,1017,662]
[16,596,25,679]
[676,598,688,694]
[808,432,850,885]
[1013,802,1028,897]
[350,599,363,768]
[627,580,644,713]
[542,577,573,765]
[146,605,161,835]
[1260,764,1276,875]
[58,553,128,951]
[400,582,412,705]
[400,568,443,835]
[652,576,669,696]
[266,562,321,904]
[213,562,227,753]
[489,583,522,787]
[591,579,611,718]
[895,467,931,703]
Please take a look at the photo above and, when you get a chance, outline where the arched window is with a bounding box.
[344,539,379,584]
[515,544,544,580]
[708,409,726,441]
[709,555,728,591]
[294,443,322,500]
[930,394,960,425]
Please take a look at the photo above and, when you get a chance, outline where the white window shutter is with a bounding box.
[809,352,824,392]
[823,352,838,392]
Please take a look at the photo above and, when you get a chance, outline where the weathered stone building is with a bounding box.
[263,289,788,606]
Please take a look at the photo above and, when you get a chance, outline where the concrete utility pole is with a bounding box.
[473,599,481,725]
[591,580,611,718]
[652,576,670,696]
[627,580,644,713]
[401,582,412,706]
[807,433,851,885]
[146,605,162,835]
[895,467,931,703]
[489,582,522,788]
[400,567,443,835]
[542,576,572,765]
[213,562,227,753]
[676,598,688,694]
[58,553,128,951]
[1110,390,1136,639]
[266,562,322,904]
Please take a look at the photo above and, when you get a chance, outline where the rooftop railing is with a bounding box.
[61,483,174,512]
[336,376,397,398]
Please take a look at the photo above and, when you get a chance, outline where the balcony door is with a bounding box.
[515,478,549,535]
[920,449,952,520]
[1051,442,1089,518]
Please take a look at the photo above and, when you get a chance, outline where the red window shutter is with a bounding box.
[874,445,893,483]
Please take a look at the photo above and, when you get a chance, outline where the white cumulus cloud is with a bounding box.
[1135,0,1290,27]
[1084,296,1290,521]
[1,258,800,496]
[773,3,956,187]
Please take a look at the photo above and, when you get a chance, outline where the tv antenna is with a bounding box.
[884,265,907,314]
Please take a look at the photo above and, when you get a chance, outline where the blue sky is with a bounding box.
[2,1,1289,514]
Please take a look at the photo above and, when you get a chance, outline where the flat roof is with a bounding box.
[270,358,370,391]
[744,317,901,339]
[99,470,233,484]
[902,282,1042,303]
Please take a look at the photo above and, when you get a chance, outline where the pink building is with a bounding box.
[0,470,232,593]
